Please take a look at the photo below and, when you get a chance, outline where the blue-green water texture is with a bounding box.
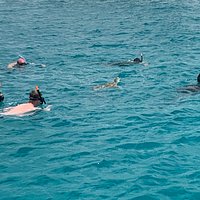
[1,0,200,199]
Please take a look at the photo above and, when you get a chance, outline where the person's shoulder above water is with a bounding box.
[7,57,27,68]
[178,74,200,93]
[4,102,36,115]
[3,86,46,116]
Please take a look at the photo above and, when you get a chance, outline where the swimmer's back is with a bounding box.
[3,103,36,115]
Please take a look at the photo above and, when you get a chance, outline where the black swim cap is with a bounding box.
[133,58,141,63]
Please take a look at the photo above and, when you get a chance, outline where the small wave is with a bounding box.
[11,147,35,157]
[117,142,162,150]
[29,62,46,67]
[43,105,52,112]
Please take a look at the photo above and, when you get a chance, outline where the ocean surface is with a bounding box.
[0,0,200,199]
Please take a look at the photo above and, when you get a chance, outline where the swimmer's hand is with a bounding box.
[7,62,18,69]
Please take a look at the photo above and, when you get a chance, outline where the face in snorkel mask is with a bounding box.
[29,87,46,105]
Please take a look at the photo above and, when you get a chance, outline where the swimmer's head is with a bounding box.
[29,87,46,105]
[0,92,4,102]
[17,58,26,65]
[197,74,200,83]
[114,77,120,83]
[133,58,141,63]
[29,89,43,105]
[29,90,40,101]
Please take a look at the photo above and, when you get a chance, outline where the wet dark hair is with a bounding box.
[29,90,41,101]
[0,92,4,102]
[197,74,200,83]
[29,89,46,104]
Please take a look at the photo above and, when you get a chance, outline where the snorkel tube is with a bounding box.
[140,53,143,62]
[35,86,46,104]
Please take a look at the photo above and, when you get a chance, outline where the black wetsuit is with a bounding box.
[0,92,4,102]
[111,55,143,66]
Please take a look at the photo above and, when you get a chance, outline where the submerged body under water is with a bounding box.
[108,53,149,67]
[0,0,200,199]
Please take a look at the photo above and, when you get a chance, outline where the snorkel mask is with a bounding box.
[29,86,46,104]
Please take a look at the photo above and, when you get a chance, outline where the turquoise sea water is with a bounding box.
[1,0,200,199]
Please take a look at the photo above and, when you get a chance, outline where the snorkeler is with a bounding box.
[93,77,120,90]
[7,56,28,68]
[0,92,4,102]
[178,74,200,93]
[110,53,147,67]
[128,53,143,64]
[0,83,4,102]
[3,86,46,116]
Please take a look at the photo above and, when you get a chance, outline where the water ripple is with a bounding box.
[1,0,200,199]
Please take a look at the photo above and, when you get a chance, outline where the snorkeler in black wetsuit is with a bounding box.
[0,92,4,102]
[130,53,143,64]
[178,73,200,93]
[0,83,4,102]
[110,53,145,66]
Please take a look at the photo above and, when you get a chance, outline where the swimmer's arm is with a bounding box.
[93,85,102,90]
[7,62,17,68]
